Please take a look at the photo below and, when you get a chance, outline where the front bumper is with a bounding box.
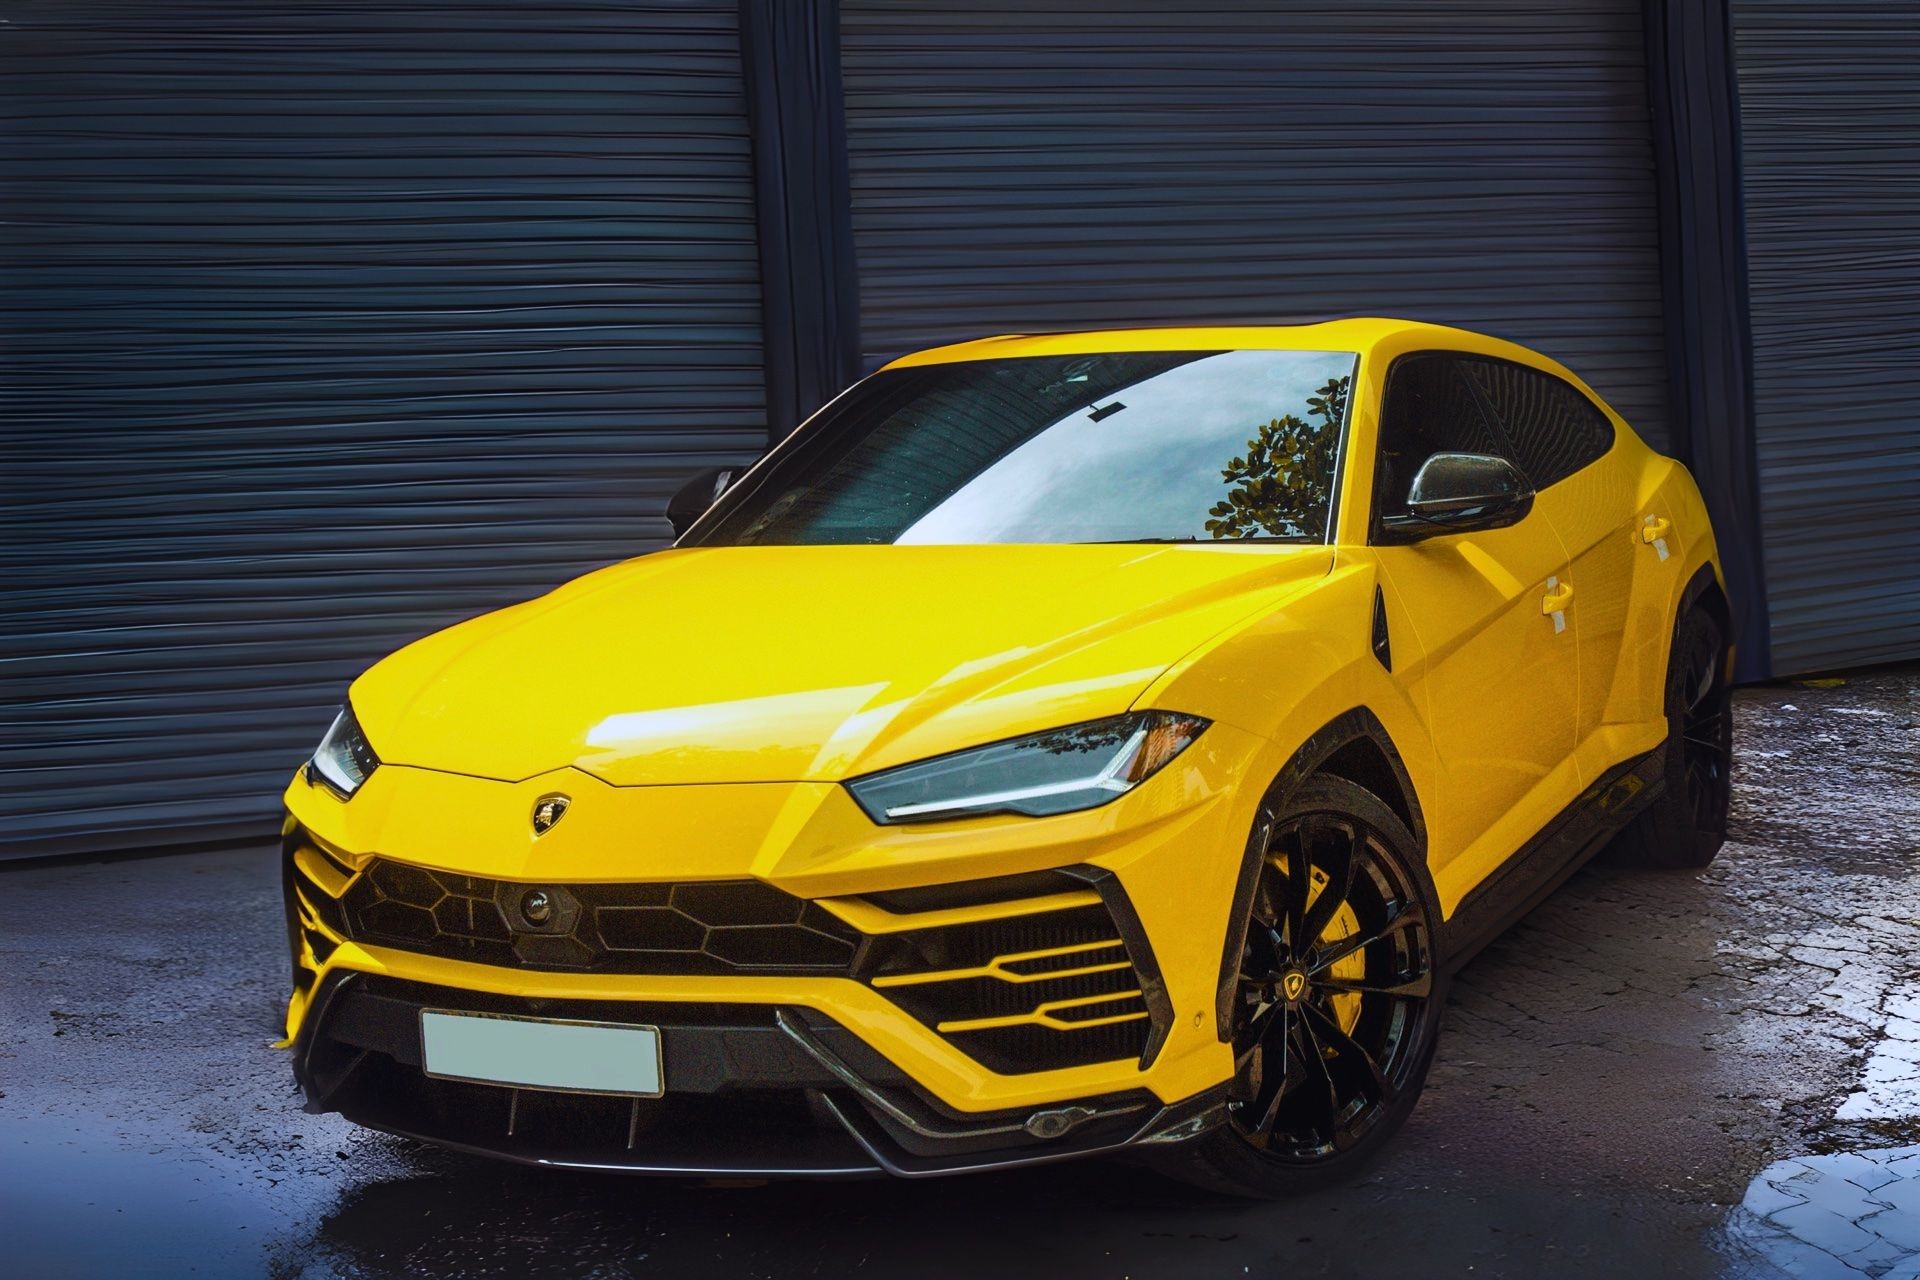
[292,968,1227,1177]
[280,721,1271,1173]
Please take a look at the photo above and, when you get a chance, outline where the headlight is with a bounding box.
[308,704,379,798]
[846,711,1208,824]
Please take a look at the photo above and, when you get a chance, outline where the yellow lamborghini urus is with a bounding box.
[281,319,1732,1195]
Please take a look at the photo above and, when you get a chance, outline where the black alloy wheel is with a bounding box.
[1228,793,1436,1157]
[1608,606,1733,869]
[1154,775,1444,1195]
[1677,620,1733,836]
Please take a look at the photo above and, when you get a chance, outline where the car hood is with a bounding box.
[350,544,1331,785]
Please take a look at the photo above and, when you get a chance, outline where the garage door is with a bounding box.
[841,0,1671,450]
[1732,0,1920,674]
[0,1,766,858]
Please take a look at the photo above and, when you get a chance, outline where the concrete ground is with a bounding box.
[2,668,1915,1279]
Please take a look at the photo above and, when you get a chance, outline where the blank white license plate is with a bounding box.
[420,1010,663,1097]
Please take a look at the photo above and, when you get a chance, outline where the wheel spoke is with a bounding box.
[1231,1002,1298,1142]
[1234,996,1281,1056]
[1246,864,1287,970]
[1308,901,1422,974]
[1317,969,1433,1000]
[1238,1066,1281,1141]
[1300,820,1356,949]
[1282,824,1310,959]
[1688,664,1717,709]
[1253,1008,1295,1134]
[1304,1001,1396,1109]
[1245,919,1284,975]
[1296,1004,1343,1124]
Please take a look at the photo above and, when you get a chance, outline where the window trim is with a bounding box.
[1317,358,1357,547]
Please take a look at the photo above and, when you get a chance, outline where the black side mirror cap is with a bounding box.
[1380,452,1534,541]
[667,465,743,539]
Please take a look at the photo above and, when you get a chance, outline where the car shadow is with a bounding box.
[271,1144,1275,1278]
[267,1114,1722,1280]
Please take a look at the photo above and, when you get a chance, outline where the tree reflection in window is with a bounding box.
[1205,375,1351,541]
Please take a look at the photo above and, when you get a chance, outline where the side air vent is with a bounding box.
[857,895,1161,1075]
[283,833,353,990]
[1372,583,1392,671]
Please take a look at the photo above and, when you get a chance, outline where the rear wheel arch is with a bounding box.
[1213,707,1426,1040]
[1679,562,1733,668]
[1605,597,1733,869]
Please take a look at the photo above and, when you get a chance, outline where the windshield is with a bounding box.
[686,348,1358,546]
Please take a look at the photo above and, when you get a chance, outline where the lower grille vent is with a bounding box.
[860,901,1155,1074]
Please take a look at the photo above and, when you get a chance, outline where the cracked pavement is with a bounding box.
[1,667,1914,1278]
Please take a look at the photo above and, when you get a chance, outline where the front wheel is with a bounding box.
[1151,775,1445,1197]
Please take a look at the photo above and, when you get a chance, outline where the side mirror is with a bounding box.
[1382,452,1533,540]
[667,465,743,539]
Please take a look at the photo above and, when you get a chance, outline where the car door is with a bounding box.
[1459,358,1640,774]
[1368,352,1583,890]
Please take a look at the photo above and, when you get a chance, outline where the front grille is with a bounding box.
[338,860,860,976]
[284,829,1167,1077]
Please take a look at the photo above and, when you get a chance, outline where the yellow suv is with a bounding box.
[281,319,1731,1195]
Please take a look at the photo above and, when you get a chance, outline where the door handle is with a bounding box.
[1641,514,1672,561]
[1541,578,1575,616]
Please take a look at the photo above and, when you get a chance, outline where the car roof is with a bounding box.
[880,317,1553,372]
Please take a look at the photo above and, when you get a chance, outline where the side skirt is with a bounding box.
[1442,744,1668,972]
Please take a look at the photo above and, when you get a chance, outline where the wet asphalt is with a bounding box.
[2,668,1915,1280]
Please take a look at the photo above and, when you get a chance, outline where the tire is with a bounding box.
[1149,775,1446,1198]
[1605,606,1733,869]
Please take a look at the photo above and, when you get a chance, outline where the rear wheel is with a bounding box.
[1606,606,1732,869]
[1152,775,1444,1197]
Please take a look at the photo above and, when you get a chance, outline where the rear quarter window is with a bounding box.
[1461,358,1615,491]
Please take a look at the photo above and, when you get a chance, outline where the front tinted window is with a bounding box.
[1372,354,1515,531]
[1461,358,1615,490]
[689,349,1358,546]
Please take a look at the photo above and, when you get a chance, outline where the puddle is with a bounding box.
[1728,1146,1920,1278]
[1,1110,288,1279]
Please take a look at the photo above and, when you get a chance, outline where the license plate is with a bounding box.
[420,1010,663,1097]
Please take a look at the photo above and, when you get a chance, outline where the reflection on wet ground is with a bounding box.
[1,668,1914,1278]
[1730,1146,1920,1278]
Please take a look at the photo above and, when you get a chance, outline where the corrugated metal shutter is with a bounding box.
[840,0,1671,451]
[1732,0,1920,674]
[0,1,766,859]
